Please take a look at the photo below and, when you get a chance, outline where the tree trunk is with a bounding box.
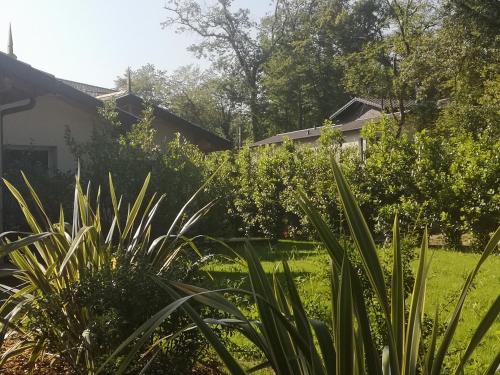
[249,88,260,140]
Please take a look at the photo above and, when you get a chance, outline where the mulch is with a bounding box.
[1,337,225,374]
[1,337,72,375]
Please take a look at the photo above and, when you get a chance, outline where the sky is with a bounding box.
[0,0,273,88]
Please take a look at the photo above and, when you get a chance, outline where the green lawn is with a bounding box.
[202,240,500,374]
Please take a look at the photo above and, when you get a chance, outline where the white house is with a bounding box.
[0,27,230,229]
[251,97,415,153]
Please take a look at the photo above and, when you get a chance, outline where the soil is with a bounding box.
[0,337,72,374]
[1,337,225,374]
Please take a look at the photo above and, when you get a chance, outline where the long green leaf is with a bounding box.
[331,159,398,374]
[0,233,53,257]
[59,226,94,275]
[431,226,500,375]
[311,319,336,375]
[483,352,500,375]
[404,229,430,375]
[296,189,381,375]
[423,304,440,374]
[336,258,353,375]
[122,173,151,240]
[391,213,404,368]
[454,295,500,374]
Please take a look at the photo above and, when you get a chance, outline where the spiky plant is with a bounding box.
[0,171,213,373]
[110,159,500,375]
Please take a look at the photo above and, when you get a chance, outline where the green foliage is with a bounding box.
[232,132,344,239]
[115,63,170,105]
[115,64,248,141]
[0,172,211,373]
[203,241,498,373]
[113,159,500,374]
[343,117,418,236]
[66,101,233,237]
[63,100,497,249]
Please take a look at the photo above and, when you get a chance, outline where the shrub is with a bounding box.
[0,173,211,373]
[115,159,500,375]
[54,99,499,248]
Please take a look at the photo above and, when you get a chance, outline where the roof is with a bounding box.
[251,118,368,147]
[59,79,116,98]
[0,51,137,126]
[1,52,230,150]
[113,93,231,150]
[329,96,416,121]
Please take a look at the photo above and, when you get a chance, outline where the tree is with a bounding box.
[162,0,289,139]
[115,64,247,141]
[342,0,439,136]
[166,65,248,141]
[261,0,387,133]
[115,63,170,105]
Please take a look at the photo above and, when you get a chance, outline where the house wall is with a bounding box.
[2,95,99,172]
[341,130,362,149]
[150,117,219,152]
[276,129,364,153]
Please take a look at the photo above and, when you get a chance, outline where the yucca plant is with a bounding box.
[110,159,500,375]
[0,170,214,373]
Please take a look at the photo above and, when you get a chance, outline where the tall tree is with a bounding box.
[166,65,248,141]
[162,0,289,139]
[342,0,438,135]
[115,64,246,142]
[262,0,387,133]
[115,63,170,105]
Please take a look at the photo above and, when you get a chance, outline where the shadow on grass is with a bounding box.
[209,239,322,262]
[204,269,312,290]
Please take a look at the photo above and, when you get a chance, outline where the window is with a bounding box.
[4,145,57,175]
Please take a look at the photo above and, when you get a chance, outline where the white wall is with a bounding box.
[3,95,99,171]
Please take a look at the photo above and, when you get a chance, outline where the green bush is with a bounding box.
[59,99,500,248]
[115,159,500,375]
[0,173,211,373]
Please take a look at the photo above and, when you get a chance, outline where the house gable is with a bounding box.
[329,97,384,123]
[112,94,231,152]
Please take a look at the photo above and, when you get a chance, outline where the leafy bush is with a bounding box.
[232,125,344,239]
[2,154,73,232]
[114,159,500,375]
[67,101,237,239]
[59,99,500,248]
[0,173,212,373]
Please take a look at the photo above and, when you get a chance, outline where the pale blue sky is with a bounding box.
[0,1,273,88]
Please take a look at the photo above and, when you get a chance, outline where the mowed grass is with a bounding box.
[423,249,500,373]
[202,240,500,374]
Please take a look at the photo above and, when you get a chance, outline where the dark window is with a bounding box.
[4,148,50,173]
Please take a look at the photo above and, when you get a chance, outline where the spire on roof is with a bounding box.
[127,67,132,94]
[7,23,17,59]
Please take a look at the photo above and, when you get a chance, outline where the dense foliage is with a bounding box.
[61,101,499,249]
[112,160,500,375]
[99,0,500,249]
[111,0,498,144]
[0,174,212,373]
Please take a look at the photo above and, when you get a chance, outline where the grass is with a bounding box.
[202,240,500,374]
[422,249,500,373]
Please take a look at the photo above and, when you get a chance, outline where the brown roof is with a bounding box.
[113,93,231,151]
[0,51,137,126]
[58,79,116,98]
[0,52,230,151]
